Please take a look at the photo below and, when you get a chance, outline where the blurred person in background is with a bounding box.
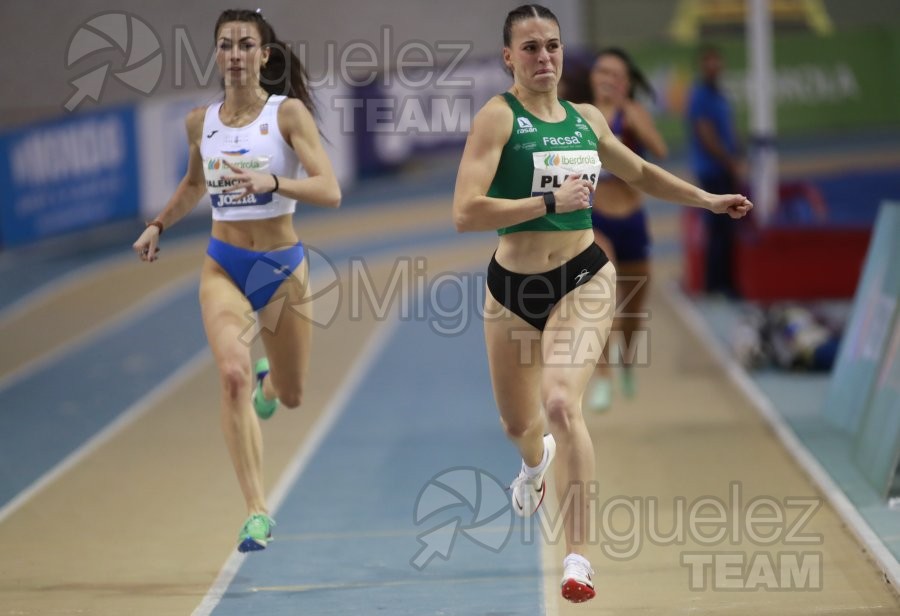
[453,4,752,602]
[586,47,668,412]
[687,44,742,296]
[132,8,341,553]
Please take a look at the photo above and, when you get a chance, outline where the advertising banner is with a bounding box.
[0,106,140,247]
[350,58,511,176]
[628,28,900,147]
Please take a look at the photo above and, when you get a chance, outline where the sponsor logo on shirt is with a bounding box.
[516,116,538,135]
[542,135,582,146]
[542,152,599,167]
[531,149,602,193]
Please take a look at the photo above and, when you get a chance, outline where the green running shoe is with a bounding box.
[589,377,612,413]
[252,358,278,420]
[238,513,275,552]
[620,367,637,399]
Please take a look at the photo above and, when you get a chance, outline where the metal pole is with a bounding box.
[747,0,778,224]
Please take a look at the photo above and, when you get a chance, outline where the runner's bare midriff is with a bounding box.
[495,229,594,273]
[211,215,298,251]
[594,176,642,218]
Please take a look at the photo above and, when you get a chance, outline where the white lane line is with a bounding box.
[0,347,211,525]
[0,271,199,392]
[662,282,900,592]
[250,573,540,594]
[191,314,400,616]
[0,232,204,325]
[542,538,560,616]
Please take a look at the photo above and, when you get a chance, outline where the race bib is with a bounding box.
[203,155,274,208]
[531,150,602,196]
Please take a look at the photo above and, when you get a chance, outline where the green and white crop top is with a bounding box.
[487,92,602,235]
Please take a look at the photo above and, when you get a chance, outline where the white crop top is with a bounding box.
[200,95,305,221]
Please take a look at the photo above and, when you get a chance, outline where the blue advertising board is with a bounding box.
[847,203,900,497]
[350,58,513,177]
[823,203,900,435]
[0,106,140,248]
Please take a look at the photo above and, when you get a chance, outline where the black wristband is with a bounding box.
[543,192,556,214]
[271,174,280,193]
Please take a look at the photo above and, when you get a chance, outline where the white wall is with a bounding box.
[2,0,584,129]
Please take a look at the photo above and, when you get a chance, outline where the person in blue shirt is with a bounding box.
[687,45,742,295]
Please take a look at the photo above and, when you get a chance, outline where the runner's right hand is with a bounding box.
[132,226,161,262]
[553,174,593,213]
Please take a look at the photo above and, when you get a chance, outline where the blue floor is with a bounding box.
[0,226,494,509]
[211,282,545,615]
[0,277,207,501]
[0,216,548,613]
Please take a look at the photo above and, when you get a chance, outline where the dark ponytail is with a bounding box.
[214,9,315,114]
[597,47,655,102]
[503,4,560,46]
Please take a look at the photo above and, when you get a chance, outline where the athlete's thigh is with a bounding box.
[541,262,616,392]
[257,257,312,390]
[199,257,254,368]
[615,260,650,317]
[483,288,543,424]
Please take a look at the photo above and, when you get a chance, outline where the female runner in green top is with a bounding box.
[452,4,751,603]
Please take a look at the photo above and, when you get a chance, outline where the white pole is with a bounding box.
[548,0,584,47]
[747,0,778,225]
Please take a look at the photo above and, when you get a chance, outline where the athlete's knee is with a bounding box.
[500,414,541,440]
[543,385,580,431]
[220,359,251,401]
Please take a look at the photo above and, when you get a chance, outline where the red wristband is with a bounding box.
[146,220,164,235]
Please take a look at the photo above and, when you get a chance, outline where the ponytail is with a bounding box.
[260,39,314,113]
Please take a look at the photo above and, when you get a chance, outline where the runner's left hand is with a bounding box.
[707,194,753,219]
[223,161,277,199]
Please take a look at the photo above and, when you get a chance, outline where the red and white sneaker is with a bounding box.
[561,553,595,603]
[509,434,556,517]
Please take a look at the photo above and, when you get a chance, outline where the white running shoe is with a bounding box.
[561,553,595,603]
[510,434,556,517]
